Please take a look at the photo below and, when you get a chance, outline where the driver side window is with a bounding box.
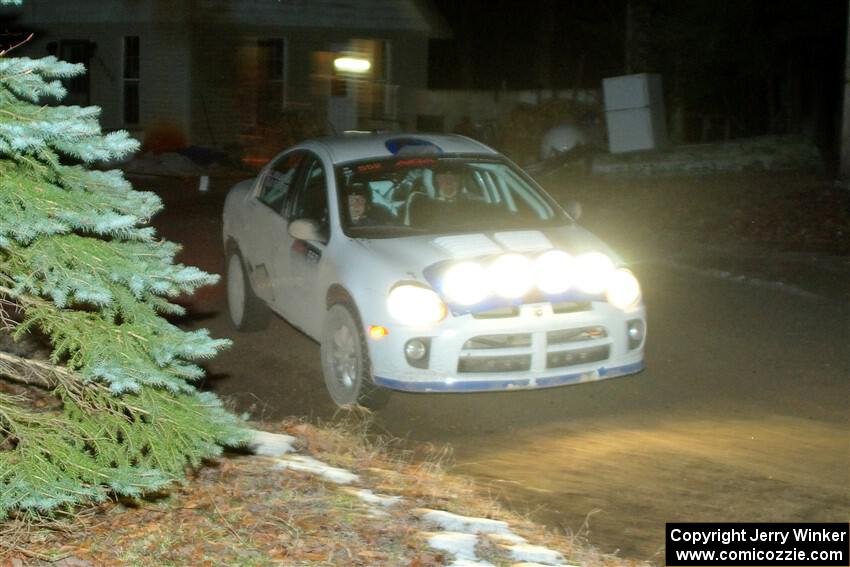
[287,155,329,230]
[258,151,304,212]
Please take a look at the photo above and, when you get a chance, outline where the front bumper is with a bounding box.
[366,300,646,393]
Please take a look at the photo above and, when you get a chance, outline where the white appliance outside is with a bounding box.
[603,73,667,153]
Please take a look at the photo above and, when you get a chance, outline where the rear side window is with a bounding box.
[258,151,304,212]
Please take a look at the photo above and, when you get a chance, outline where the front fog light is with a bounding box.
[606,268,641,309]
[627,319,645,349]
[405,339,427,360]
[387,284,446,325]
[405,338,431,368]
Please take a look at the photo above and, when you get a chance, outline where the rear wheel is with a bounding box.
[226,249,269,331]
[321,303,390,409]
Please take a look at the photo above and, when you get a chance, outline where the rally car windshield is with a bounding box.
[335,156,570,238]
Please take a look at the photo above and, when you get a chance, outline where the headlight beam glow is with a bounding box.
[442,262,490,306]
[489,254,534,299]
[387,284,446,326]
[534,250,574,295]
[605,268,642,309]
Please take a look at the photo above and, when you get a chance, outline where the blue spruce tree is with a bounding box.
[0,0,247,520]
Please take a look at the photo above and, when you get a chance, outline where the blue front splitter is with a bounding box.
[373,359,645,393]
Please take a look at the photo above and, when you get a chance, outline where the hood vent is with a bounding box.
[431,234,502,258]
[492,231,552,252]
[431,231,552,259]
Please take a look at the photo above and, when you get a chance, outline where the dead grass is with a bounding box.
[0,417,647,566]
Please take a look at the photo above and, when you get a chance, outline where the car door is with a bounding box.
[242,150,306,310]
[272,152,331,337]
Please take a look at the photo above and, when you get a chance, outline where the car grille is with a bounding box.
[463,333,532,349]
[546,345,610,369]
[552,301,593,314]
[471,306,520,319]
[458,354,532,373]
[548,326,607,344]
[470,301,591,319]
[458,326,610,374]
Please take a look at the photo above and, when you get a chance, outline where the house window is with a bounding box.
[257,38,286,123]
[342,39,394,121]
[123,36,140,124]
[58,40,92,106]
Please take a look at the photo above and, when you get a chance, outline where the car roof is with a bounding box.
[303,132,499,165]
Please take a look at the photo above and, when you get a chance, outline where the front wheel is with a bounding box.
[226,249,270,332]
[320,303,390,409]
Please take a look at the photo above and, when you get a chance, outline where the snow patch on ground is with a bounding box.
[345,488,402,507]
[248,430,297,457]
[415,508,517,537]
[446,559,496,567]
[272,455,359,484]
[500,542,566,565]
[487,531,529,545]
[417,508,567,566]
[424,531,479,561]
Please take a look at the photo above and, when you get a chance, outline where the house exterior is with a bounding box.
[4,0,448,149]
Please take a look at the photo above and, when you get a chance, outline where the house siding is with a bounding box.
[189,26,429,145]
[7,0,440,148]
[17,23,191,143]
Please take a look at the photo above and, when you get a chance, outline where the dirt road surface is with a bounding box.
[144,172,849,563]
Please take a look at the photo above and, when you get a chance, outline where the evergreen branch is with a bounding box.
[0,44,245,520]
[0,349,61,389]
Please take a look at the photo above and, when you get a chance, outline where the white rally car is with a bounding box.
[223,133,645,407]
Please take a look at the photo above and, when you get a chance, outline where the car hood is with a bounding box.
[351,225,622,280]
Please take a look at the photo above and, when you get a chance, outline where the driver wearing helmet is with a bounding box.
[346,182,393,226]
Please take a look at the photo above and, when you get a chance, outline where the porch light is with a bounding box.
[334,56,371,73]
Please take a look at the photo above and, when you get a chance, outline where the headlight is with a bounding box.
[606,268,641,309]
[574,252,615,294]
[387,284,446,325]
[489,254,533,298]
[442,261,489,305]
[534,250,574,294]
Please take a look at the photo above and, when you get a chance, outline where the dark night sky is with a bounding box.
[428,0,629,89]
[427,0,848,91]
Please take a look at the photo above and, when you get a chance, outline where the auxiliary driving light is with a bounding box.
[489,254,533,298]
[534,250,574,294]
[443,261,489,305]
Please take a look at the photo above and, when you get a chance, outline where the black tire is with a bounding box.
[320,303,390,409]
[225,248,270,332]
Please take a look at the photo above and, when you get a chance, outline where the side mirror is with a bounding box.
[564,200,582,221]
[288,218,325,243]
